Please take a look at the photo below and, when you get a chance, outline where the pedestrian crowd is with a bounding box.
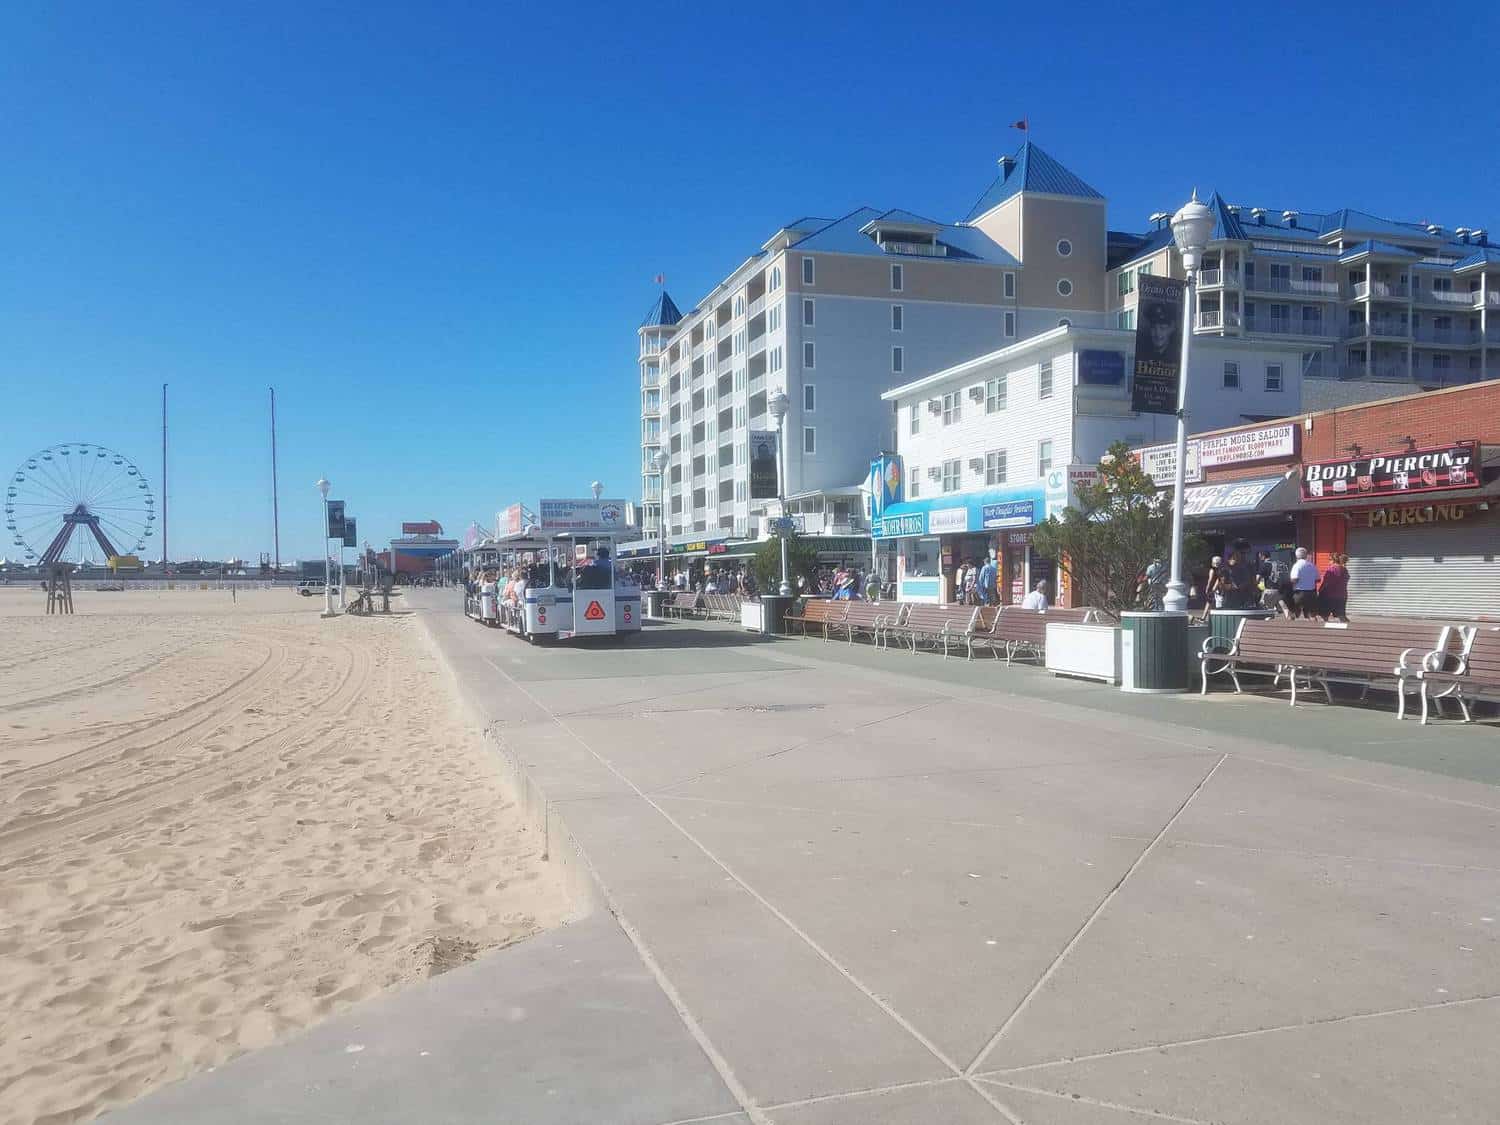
[1198,540,1350,623]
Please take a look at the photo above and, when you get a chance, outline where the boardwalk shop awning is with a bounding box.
[871,485,1047,539]
[1181,474,1301,521]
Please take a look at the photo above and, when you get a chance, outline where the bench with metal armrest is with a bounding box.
[784,597,844,639]
[1396,624,1500,724]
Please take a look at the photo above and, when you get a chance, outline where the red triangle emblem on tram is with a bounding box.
[584,600,607,621]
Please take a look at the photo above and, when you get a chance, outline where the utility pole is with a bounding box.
[161,383,169,573]
[270,386,281,573]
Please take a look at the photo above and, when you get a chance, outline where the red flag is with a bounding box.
[654,273,665,285]
[1011,118,1028,131]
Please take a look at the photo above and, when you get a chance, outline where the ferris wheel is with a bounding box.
[5,443,156,566]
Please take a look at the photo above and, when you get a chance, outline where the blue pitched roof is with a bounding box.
[1205,192,1246,241]
[788,207,1019,266]
[640,290,683,328]
[865,207,945,229]
[1455,247,1500,270]
[963,141,1104,221]
[1338,240,1421,262]
[1319,208,1431,240]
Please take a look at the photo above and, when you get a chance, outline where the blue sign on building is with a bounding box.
[873,513,925,540]
[981,499,1036,529]
[1078,349,1126,386]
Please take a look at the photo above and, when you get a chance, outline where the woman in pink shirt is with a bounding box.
[1317,552,1351,622]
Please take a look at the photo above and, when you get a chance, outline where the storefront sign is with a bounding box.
[1301,442,1480,501]
[1078,349,1126,386]
[1182,477,1282,517]
[539,498,629,531]
[1131,275,1186,415]
[402,520,442,535]
[873,513,925,539]
[981,499,1036,529]
[671,539,728,555]
[1197,423,1297,467]
[1136,441,1202,486]
[1364,503,1480,528]
[928,507,970,534]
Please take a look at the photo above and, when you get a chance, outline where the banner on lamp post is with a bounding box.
[749,430,779,500]
[342,518,357,548]
[1131,275,1186,415]
[326,500,346,540]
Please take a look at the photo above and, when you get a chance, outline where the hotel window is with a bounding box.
[1433,353,1452,372]
[1003,272,1016,299]
[803,341,815,369]
[892,345,904,373]
[942,391,961,425]
[1118,269,1134,295]
[734,295,745,316]
[802,298,815,327]
[909,405,921,434]
[770,266,781,291]
[803,384,815,412]
[768,305,780,332]
[803,427,816,455]
[985,449,1007,486]
[909,468,920,498]
[1004,311,1016,338]
[736,480,747,502]
[891,304,903,331]
[985,373,1007,413]
[1223,361,1240,389]
[1037,439,1053,477]
[941,459,961,493]
[1264,362,1283,392]
[770,347,782,373]
[891,263,904,292]
[801,256,815,286]
[1302,266,1323,285]
[1433,277,1453,293]
[1138,261,1152,278]
[1117,309,1135,330]
[1038,359,1053,400]
[718,479,734,502]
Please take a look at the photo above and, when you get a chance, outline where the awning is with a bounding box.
[871,485,1047,539]
[1182,473,1300,520]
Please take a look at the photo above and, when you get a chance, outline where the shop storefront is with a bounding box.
[871,486,1047,605]
[1295,441,1498,617]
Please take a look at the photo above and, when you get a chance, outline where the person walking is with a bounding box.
[1205,555,1225,611]
[1318,552,1351,622]
[977,553,998,606]
[1289,546,1320,618]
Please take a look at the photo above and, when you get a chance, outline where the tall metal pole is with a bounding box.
[776,416,791,597]
[1163,260,1197,613]
[161,383,168,572]
[270,387,281,574]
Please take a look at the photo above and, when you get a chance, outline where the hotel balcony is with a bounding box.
[1333,362,1412,381]
[1479,292,1500,310]
[1351,280,1410,301]
[747,294,766,318]
[1343,319,1411,341]
[1197,268,1240,289]
[1412,325,1480,346]
[1195,309,1239,330]
[1243,315,1336,338]
[1414,288,1477,309]
[1246,275,1340,298]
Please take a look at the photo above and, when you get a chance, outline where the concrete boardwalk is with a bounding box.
[115,594,1500,1124]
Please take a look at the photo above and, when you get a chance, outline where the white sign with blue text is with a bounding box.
[981,499,1036,529]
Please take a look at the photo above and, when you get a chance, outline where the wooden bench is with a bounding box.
[881,604,978,657]
[972,606,1101,664]
[666,592,703,618]
[1200,616,1459,712]
[827,601,888,645]
[785,597,844,639]
[1399,624,1500,724]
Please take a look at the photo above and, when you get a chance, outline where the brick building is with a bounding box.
[1133,381,1499,616]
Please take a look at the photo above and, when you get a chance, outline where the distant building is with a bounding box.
[389,521,459,576]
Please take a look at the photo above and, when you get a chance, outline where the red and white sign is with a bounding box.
[402,520,442,535]
[1301,441,1480,502]
[498,504,524,537]
[1197,424,1298,468]
[583,600,607,621]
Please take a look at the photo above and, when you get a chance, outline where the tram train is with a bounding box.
[464,531,641,641]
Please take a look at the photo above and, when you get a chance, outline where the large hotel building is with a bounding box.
[636,142,1497,541]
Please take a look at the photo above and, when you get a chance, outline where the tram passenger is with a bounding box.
[576,546,613,591]
[479,570,498,622]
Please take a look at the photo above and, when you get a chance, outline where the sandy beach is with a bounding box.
[0,586,572,1125]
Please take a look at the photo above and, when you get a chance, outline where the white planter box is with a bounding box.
[1045,623,1121,684]
[740,601,766,632]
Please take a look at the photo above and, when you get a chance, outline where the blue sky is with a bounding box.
[3,0,1496,561]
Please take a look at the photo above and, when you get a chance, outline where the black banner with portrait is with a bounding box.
[749,430,779,500]
[1131,275,1186,415]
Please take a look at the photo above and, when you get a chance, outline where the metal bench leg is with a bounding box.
[1456,687,1473,723]
[1420,682,1431,725]
[1397,680,1408,721]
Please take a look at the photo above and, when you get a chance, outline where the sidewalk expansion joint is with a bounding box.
[974,1077,1213,1125]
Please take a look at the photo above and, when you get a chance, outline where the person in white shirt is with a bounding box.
[1020,579,1050,611]
[1288,546,1318,619]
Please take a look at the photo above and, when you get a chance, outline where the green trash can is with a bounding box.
[1119,611,1191,694]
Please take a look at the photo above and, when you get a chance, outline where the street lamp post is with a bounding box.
[652,449,670,591]
[769,390,792,597]
[1162,192,1215,615]
[316,478,335,618]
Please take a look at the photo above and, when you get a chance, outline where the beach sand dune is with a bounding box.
[0,587,572,1125]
